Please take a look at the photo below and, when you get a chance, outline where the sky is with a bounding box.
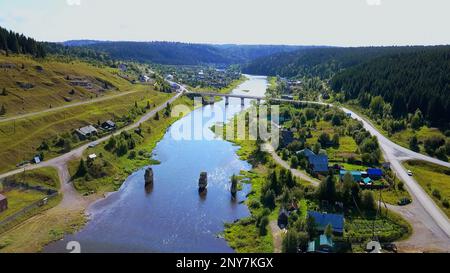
[0,0,449,46]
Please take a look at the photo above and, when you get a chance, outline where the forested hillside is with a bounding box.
[0,26,46,58]
[242,46,424,79]
[330,46,450,124]
[70,41,302,65]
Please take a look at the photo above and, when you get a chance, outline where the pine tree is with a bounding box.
[76,159,87,177]
[0,104,6,115]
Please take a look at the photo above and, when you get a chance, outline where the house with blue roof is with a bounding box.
[367,168,383,180]
[297,148,329,174]
[339,170,363,182]
[307,211,344,234]
[309,154,329,173]
[307,234,334,253]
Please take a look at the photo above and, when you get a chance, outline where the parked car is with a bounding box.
[407,170,413,176]
[398,198,412,206]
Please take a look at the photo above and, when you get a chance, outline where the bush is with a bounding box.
[432,189,441,200]
[442,199,450,209]
[258,216,269,236]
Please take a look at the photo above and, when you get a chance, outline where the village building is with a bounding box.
[307,211,344,235]
[307,234,334,253]
[75,125,98,140]
[297,148,329,174]
[101,120,116,131]
[367,168,383,180]
[0,194,8,213]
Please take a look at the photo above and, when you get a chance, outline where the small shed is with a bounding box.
[0,194,8,213]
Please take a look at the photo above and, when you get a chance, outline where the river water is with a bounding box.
[44,75,268,253]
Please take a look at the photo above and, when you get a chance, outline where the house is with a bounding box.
[367,168,383,180]
[309,154,329,173]
[296,148,315,159]
[339,170,363,182]
[75,125,98,139]
[362,177,372,185]
[101,120,116,131]
[297,148,329,174]
[307,211,344,234]
[139,75,150,83]
[307,234,334,253]
[278,208,289,229]
[0,194,8,213]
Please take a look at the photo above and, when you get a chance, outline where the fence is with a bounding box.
[0,179,59,232]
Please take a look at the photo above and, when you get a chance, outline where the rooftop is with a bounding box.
[307,211,344,233]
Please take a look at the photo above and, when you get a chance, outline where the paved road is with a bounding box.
[340,106,450,241]
[0,90,139,124]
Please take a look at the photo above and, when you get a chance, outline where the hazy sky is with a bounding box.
[0,0,449,46]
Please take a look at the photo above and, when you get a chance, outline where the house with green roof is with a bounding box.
[307,234,334,253]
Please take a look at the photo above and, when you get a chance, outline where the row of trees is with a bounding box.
[0,26,46,57]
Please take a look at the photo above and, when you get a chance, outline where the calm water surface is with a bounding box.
[44,75,268,253]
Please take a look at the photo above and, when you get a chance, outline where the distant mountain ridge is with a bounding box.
[63,40,310,65]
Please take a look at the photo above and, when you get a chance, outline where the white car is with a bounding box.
[407,170,413,176]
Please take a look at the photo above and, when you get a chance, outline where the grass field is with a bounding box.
[0,54,133,117]
[0,87,171,173]
[403,160,450,217]
[3,167,60,190]
[0,189,47,222]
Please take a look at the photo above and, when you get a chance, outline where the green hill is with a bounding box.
[0,54,133,117]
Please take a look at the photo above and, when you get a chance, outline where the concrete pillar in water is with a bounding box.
[198,172,208,194]
[144,167,154,186]
[225,96,229,105]
[241,97,245,106]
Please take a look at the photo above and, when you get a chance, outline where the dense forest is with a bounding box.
[0,26,46,58]
[330,47,450,125]
[242,46,426,79]
[69,41,303,65]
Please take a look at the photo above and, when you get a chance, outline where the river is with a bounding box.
[44,75,268,253]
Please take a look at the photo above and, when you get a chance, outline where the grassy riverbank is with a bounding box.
[68,96,194,195]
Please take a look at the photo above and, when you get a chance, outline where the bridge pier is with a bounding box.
[256,98,261,105]
[241,97,245,106]
[225,96,229,105]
